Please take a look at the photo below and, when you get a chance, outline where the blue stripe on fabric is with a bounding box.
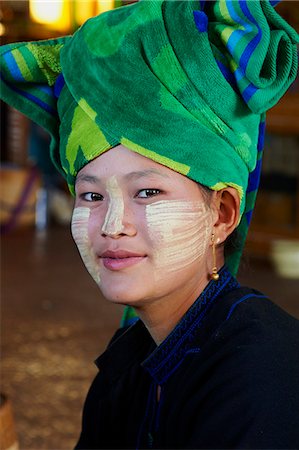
[234,67,258,102]
[257,120,266,152]
[234,66,245,83]
[4,79,56,116]
[38,85,53,96]
[3,52,25,82]
[247,158,262,193]
[16,88,56,115]
[54,73,65,98]
[226,29,248,54]
[245,209,253,225]
[226,293,268,320]
[224,1,262,103]
[193,10,208,32]
[226,0,251,31]
[242,82,258,103]
[225,33,244,59]
[225,0,253,53]
[240,33,261,70]
[239,0,262,70]
[270,0,280,6]
[216,60,238,92]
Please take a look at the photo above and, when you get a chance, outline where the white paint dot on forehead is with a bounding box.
[101,176,125,236]
[146,200,212,276]
[71,207,101,285]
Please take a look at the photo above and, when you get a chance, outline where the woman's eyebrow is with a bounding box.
[125,169,169,180]
[75,169,169,185]
[75,174,101,185]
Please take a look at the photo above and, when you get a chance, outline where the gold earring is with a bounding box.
[211,233,219,281]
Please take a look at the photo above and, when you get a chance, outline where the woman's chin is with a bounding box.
[98,284,147,307]
[96,268,156,307]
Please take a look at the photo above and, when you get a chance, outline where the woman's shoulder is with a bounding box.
[179,286,299,449]
[216,283,299,339]
[203,283,299,375]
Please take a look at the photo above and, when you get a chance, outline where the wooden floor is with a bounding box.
[1,225,299,449]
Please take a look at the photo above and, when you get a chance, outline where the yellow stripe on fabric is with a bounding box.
[121,138,190,176]
[220,27,235,46]
[230,59,238,73]
[11,49,34,82]
[211,181,243,203]
[211,181,243,199]
[220,25,245,51]
[78,98,97,121]
[219,0,245,29]
[219,0,234,24]
[66,102,110,176]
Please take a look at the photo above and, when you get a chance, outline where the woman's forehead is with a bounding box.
[75,145,205,199]
[77,145,185,181]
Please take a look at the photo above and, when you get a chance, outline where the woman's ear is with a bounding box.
[212,188,240,244]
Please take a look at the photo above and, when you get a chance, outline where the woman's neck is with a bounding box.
[135,271,210,345]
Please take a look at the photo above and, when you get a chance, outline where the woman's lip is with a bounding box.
[101,256,146,271]
[101,250,144,258]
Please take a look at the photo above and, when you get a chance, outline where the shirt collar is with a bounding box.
[141,266,239,384]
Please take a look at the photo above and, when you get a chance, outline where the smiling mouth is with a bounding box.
[100,250,146,271]
[101,255,146,271]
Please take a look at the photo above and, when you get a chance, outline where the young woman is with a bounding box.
[1,1,299,448]
[71,145,299,450]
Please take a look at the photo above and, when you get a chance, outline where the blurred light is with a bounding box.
[29,0,116,32]
[29,0,71,31]
[97,0,115,14]
[0,23,6,36]
[75,1,97,26]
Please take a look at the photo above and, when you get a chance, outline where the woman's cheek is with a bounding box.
[146,200,212,279]
[71,206,101,286]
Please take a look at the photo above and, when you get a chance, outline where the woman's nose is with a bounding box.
[101,177,136,238]
[101,202,137,238]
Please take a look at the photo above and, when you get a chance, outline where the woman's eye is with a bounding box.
[137,189,161,198]
[81,192,103,202]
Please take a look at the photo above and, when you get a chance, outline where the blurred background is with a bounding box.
[0,1,299,449]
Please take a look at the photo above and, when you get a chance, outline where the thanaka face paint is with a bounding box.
[72,147,219,318]
[101,176,124,236]
[146,200,212,280]
[71,177,126,286]
[71,207,101,285]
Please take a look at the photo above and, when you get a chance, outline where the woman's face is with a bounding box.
[72,145,216,308]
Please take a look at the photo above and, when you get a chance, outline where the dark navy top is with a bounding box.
[75,267,299,449]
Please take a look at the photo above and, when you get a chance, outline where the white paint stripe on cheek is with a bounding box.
[146,200,212,274]
[71,207,101,285]
[101,176,124,236]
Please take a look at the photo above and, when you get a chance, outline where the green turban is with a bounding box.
[1,0,298,276]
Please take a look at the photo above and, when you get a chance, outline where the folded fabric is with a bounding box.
[1,0,298,275]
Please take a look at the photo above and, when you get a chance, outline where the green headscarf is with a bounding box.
[1,0,298,277]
